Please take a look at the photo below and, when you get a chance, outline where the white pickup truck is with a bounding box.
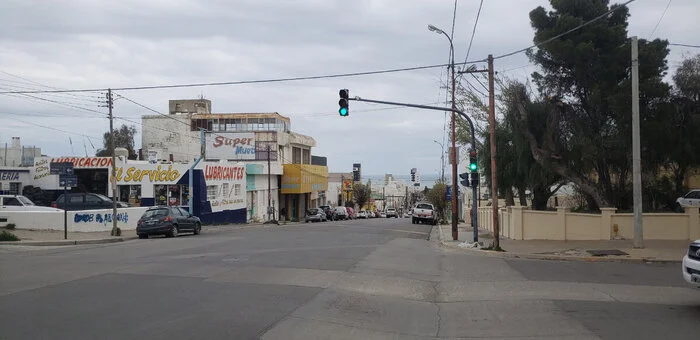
[412,203,437,225]
[0,195,62,212]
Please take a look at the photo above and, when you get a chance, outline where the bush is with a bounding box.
[0,230,20,241]
[5,223,16,230]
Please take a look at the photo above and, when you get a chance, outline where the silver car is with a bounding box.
[305,208,327,223]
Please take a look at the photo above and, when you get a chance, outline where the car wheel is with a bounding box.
[168,225,179,238]
[193,223,201,235]
[412,218,416,224]
[138,234,148,239]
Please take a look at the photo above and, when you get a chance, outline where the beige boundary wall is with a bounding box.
[477,206,700,241]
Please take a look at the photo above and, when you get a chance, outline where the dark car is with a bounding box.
[53,193,128,211]
[136,206,201,239]
[319,205,334,220]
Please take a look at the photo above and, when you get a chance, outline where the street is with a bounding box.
[1,218,699,340]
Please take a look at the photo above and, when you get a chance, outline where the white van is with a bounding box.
[0,195,63,212]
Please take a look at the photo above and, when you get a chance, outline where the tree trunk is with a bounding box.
[517,187,528,206]
[505,188,515,206]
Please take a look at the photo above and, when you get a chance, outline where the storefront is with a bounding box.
[30,157,247,224]
[280,164,328,221]
[0,168,31,195]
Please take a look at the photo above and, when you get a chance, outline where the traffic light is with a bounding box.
[459,172,470,187]
[469,150,477,172]
[470,172,480,187]
[411,173,416,182]
[338,89,349,116]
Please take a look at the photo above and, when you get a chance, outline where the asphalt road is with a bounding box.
[1,217,698,339]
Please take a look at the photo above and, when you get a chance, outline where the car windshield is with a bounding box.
[142,209,169,218]
[308,208,319,214]
[17,196,35,206]
[416,204,433,209]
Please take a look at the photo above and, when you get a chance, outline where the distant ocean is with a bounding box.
[364,174,441,189]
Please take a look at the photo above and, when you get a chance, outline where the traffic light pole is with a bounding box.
[348,96,479,242]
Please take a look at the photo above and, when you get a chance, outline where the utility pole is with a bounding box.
[267,144,272,222]
[631,36,644,248]
[107,89,119,236]
[488,55,499,249]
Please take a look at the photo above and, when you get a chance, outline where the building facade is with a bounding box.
[140,101,327,222]
[0,137,41,167]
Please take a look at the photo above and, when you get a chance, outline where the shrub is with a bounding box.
[5,223,16,230]
[0,230,20,241]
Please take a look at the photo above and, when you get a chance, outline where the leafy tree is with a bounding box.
[353,183,371,211]
[520,0,670,210]
[96,125,138,159]
[425,181,448,222]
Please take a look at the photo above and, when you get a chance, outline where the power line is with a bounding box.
[5,117,102,140]
[649,0,672,39]
[670,43,700,48]
[0,60,486,95]
[462,0,484,67]
[493,0,637,60]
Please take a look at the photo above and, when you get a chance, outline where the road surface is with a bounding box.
[1,218,698,339]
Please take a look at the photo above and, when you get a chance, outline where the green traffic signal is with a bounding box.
[469,162,477,171]
[469,150,477,171]
[338,89,350,117]
[339,107,348,116]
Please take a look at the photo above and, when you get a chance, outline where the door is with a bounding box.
[170,207,187,230]
[85,194,106,210]
[178,208,195,230]
[68,195,84,211]
[689,191,700,207]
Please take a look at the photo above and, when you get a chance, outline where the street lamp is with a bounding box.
[428,23,458,240]
[433,140,445,183]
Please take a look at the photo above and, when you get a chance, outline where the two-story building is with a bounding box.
[141,99,328,222]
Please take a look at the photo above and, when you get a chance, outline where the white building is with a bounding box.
[141,100,327,222]
[326,172,352,207]
[0,137,41,167]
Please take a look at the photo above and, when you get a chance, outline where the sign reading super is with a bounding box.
[205,132,256,160]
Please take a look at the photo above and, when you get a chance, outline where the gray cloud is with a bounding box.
[1,0,698,177]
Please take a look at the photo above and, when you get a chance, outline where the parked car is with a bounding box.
[682,239,700,288]
[319,205,334,220]
[136,206,201,239]
[676,189,700,211]
[332,206,348,220]
[357,210,368,219]
[0,195,62,212]
[346,207,356,219]
[53,193,129,211]
[305,208,327,223]
[412,202,437,225]
[385,208,398,218]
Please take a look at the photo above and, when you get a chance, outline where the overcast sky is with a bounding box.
[1,0,698,177]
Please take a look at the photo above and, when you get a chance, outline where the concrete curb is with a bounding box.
[0,236,139,247]
[436,225,682,264]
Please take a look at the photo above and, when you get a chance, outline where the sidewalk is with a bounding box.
[0,220,303,246]
[0,228,138,246]
[437,224,689,263]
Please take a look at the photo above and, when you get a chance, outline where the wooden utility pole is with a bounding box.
[487,55,499,249]
[108,89,119,236]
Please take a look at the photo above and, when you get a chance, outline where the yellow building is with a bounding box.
[281,164,328,221]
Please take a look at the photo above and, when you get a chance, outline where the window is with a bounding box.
[70,195,83,204]
[234,184,241,196]
[3,197,22,206]
[9,182,20,195]
[17,196,34,206]
[85,195,103,204]
[207,185,218,200]
[222,183,230,197]
[302,149,310,164]
[178,207,190,216]
[292,147,301,164]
